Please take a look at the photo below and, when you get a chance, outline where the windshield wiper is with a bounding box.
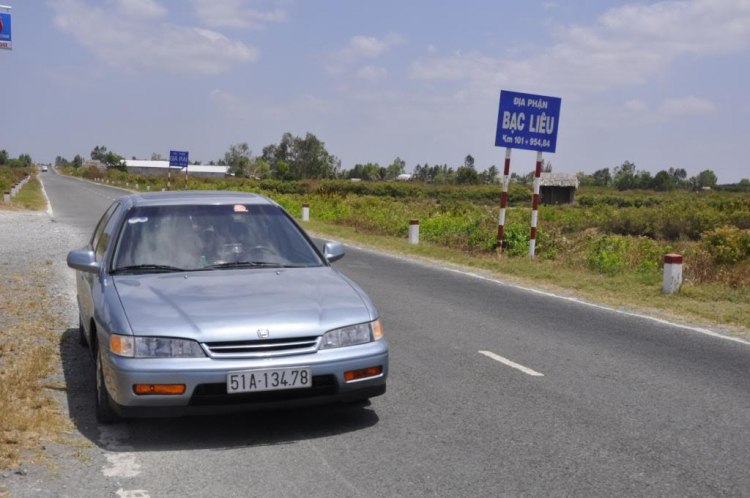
[205,261,303,269]
[112,264,187,274]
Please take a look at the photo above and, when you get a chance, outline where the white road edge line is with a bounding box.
[39,175,53,217]
[479,351,544,377]
[317,238,750,348]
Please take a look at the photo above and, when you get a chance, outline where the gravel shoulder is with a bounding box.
[0,210,116,497]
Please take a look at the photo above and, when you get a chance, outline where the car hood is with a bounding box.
[112,267,372,342]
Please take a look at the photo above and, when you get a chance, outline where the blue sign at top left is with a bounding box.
[0,11,12,51]
[169,150,189,168]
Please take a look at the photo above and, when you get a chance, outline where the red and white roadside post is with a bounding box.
[528,151,543,258]
[3,191,9,203]
[497,148,512,255]
[167,166,172,191]
[11,184,17,197]
[409,219,420,244]
[663,254,683,294]
[302,203,310,222]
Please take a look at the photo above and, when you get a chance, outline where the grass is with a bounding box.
[302,219,750,338]
[0,177,47,211]
[0,271,73,471]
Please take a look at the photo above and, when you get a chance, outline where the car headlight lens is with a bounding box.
[320,319,383,350]
[110,334,205,358]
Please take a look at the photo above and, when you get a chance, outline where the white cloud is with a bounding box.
[356,66,388,81]
[542,2,558,10]
[334,33,406,62]
[193,0,287,30]
[116,0,166,20]
[326,33,406,77]
[410,0,750,98]
[50,0,258,75]
[624,99,647,112]
[658,96,717,116]
[427,44,438,54]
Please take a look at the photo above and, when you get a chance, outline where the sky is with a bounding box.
[1,0,749,182]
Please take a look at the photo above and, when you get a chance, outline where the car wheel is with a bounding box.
[78,317,87,347]
[95,348,122,424]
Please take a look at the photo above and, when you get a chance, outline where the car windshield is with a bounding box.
[112,203,323,272]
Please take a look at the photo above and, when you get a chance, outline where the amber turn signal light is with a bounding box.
[133,384,186,395]
[344,366,383,382]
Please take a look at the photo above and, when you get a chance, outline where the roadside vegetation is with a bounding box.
[0,167,46,211]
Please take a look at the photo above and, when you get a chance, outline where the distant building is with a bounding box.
[396,173,413,181]
[539,172,579,205]
[124,160,229,178]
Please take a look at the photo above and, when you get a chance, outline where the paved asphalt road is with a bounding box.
[38,170,750,497]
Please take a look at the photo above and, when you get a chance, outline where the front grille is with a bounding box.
[190,375,337,406]
[203,336,320,359]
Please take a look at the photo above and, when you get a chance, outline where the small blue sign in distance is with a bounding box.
[495,90,561,153]
[0,11,12,51]
[169,150,189,168]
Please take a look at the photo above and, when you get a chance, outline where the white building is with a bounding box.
[124,160,230,178]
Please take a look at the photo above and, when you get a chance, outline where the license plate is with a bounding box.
[227,367,311,394]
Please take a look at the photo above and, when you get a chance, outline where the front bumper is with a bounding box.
[102,340,388,417]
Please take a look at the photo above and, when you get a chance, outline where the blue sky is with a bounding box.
[2,0,749,181]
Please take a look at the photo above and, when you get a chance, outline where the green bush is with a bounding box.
[586,234,666,274]
[700,227,750,264]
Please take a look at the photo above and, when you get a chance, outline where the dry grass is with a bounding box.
[0,272,72,470]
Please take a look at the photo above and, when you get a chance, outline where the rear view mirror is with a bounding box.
[324,241,345,263]
[67,249,100,273]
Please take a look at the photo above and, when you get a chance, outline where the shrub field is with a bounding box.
[64,166,750,295]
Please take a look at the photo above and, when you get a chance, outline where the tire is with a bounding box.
[78,317,87,347]
[95,348,123,424]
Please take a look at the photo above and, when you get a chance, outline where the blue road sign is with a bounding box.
[169,150,189,168]
[0,10,12,51]
[495,90,561,153]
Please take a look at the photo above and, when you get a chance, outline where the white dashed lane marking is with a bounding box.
[478,351,545,377]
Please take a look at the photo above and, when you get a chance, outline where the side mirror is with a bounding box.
[67,249,100,273]
[324,241,345,263]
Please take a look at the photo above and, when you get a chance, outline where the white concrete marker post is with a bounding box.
[161,187,165,192]
[11,184,17,197]
[663,254,683,294]
[147,185,150,192]
[302,203,310,222]
[409,219,420,244]
[3,191,9,203]
[135,183,139,190]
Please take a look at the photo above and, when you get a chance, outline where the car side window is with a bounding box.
[91,203,119,250]
[95,204,122,262]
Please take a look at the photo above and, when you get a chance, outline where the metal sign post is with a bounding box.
[497,148,512,255]
[0,5,12,51]
[169,150,188,191]
[495,90,561,258]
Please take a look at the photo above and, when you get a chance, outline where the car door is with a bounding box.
[79,202,119,331]
[89,202,125,336]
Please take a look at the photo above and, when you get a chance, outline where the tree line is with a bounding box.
[54,135,747,192]
[576,161,735,191]
[0,150,33,167]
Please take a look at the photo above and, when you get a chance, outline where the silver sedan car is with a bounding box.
[68,191,388,423]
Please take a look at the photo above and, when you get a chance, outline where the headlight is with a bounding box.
[110,334,206,358]
[320,319,383,350]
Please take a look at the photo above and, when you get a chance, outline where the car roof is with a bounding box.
[116,190,278,208]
